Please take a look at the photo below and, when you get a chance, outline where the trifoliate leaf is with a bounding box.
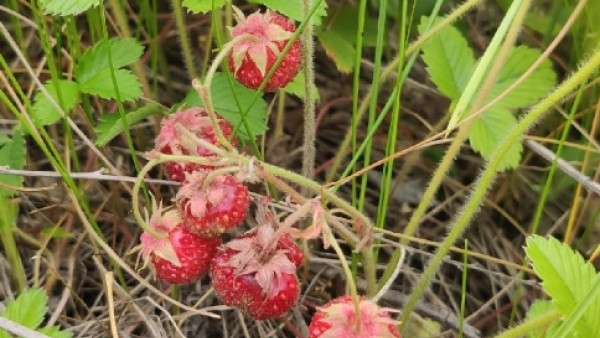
[78,69,141,100]
[0,288,47,330]
[38,326,73,338]
[317,30,355,73]
[76,38,143,101]
[468,108,522,171]
[248,0,328,25]
[39,0,101,16]
[418,17,475,99]
[524,300,561,338]
[94,104,162,146]
[486,46,556,110]
[0,130,26,198]
[182,0,226,14]
[525,235,600,336]
[31,79,80,126]
[283,72,320,101]
[182,73,268,141]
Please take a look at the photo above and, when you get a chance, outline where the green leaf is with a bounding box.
[0,288,47,330]
[325,6,379,46]
[77,38,144,83]
[94,104,162,146]
[0,130,26,198]
[468,108,522,171]
[0,134,9,147]
[525,300,561,338]
[182,73,268,141]
[39,0,101,16]
[283,72,320,101]
[79,69,141,100]
[38,326,73,338]
[525,235,600,336]
[182,0,226,14]
[316,30,355,73]
[486,46,556,110]
[31,79,80,126]
[40,226,74,239]
[418,17,475,99]
[76,38,143,101]
[248,0,328,25]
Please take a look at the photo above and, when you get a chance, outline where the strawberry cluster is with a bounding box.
[134,9,401,332]
[138,104,304,320]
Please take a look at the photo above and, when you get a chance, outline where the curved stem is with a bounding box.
[399,41,600,332]
[132,159,161,237]
[379,0,531,291]
[132,154,229,236]
[494,310,561,338]
[325,0,483,182]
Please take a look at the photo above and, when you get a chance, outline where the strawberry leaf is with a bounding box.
[37,326,73,338]
[0,288,47,331]
[325,6,379,47]
[183,73,268,141]
[39,0,101,16]
[94,104,162,146]
[0,129,26,198]
[248,0,328,25]
[486,46,556,110]
[78,69,141,100]
[76,38,143,100]
[31,79,80,127]
[468,108,522,171]
[524,300,561,338]
[283,72,320,101]
[525,235,600,336]
[316,30,355,73]
[182,0,226,14]
[418,17,475,99]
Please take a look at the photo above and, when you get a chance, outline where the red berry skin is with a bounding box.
[210,248,300,320]
[228,12,301,91]
[278,235,304,267]
[177,174,250,237]
[155,107,236,182]
[308,296,401,338]
[152,226,221,285]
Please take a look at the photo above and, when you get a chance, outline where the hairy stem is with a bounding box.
[171,0,198,81]
[399,40,600,332]
[301,0,316,183]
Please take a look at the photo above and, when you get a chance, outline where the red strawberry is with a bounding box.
[155,107,236,182]
[210,225,303,320]
[176,171,250,237]
[308,296,401,338]
[228,9,301,91]
[138,205,221,285]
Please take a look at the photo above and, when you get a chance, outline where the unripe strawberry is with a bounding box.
[176,171,250,237]
[138,206,220,285]
[155,107,236,182]
[228,10,301,91]
[210,226,303,320]
[308,296,401,338]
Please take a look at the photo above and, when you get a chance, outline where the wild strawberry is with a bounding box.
[176,171,250,237]
[210,225,303,320]
[137,205,221,285]
[308,296,401,338]
[155,107,236,182]
[228,9,301,91]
